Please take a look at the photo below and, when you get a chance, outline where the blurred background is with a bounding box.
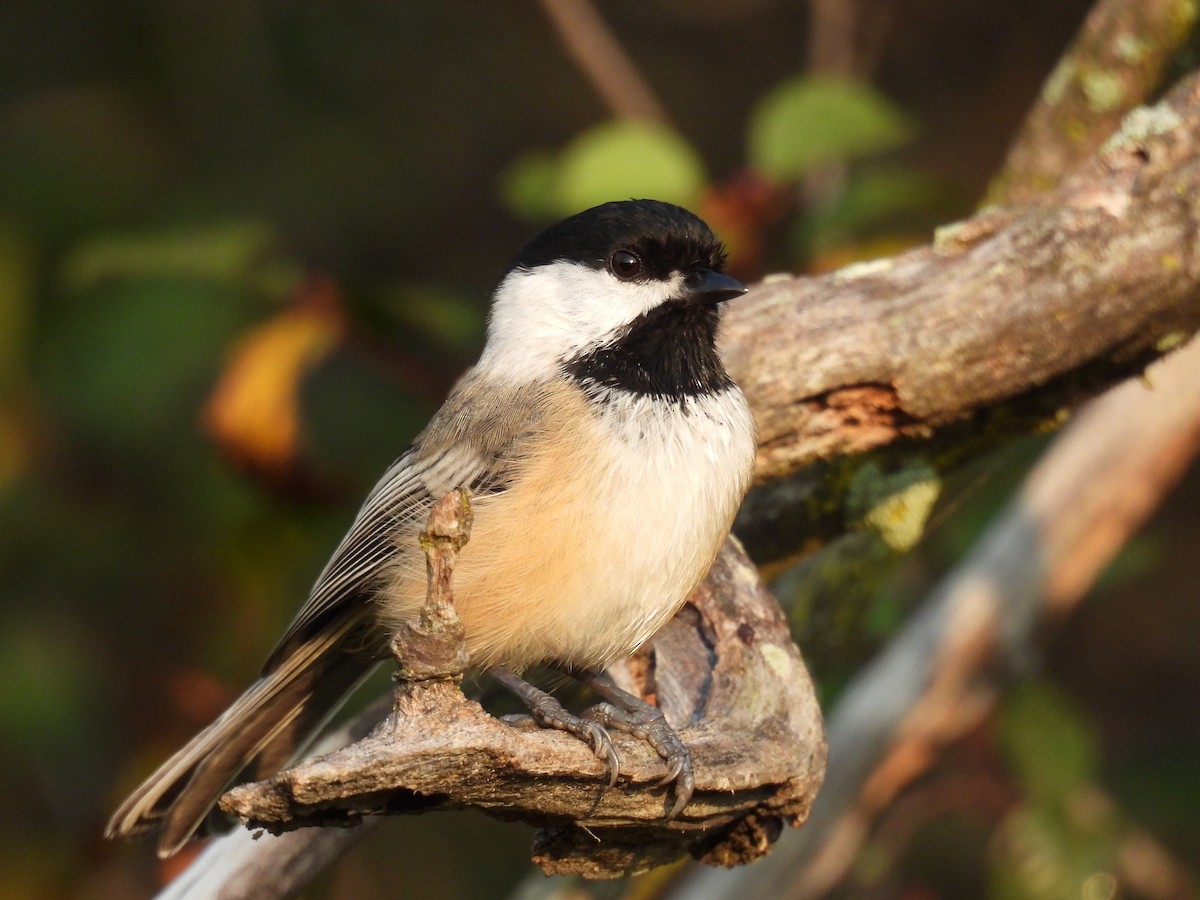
[2,1,1198,898]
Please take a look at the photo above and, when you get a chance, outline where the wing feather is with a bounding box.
[263,372,551,670]
[263,452,436,669]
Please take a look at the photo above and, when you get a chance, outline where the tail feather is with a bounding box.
[106,616,377,857]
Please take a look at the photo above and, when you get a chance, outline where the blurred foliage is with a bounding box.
[500,73,943,271]
[991,682,1121,900]
[59,221,296,296]
[503,120,708,220]
[0,1,1196,899]
[204,299,343,484]
[747,74,914,181]
[777,457,943,699]
[1000,681,1101,808]
[796,164,957,260]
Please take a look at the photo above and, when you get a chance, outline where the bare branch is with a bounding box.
[986,0,1199,205]
[158,420,825,895]
[154,703,388,900]
[678,332,1200,899]
[536,0,670,125]
[730,72,1200,562]
[806,0,896,79]
[390,488,472,680]
[219,536,825,879]
[155,789,376,900]
[730,73,1200,486]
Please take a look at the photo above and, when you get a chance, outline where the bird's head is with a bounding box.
[480,200,746,383]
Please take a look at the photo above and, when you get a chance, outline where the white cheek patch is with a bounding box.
[478,263,684,382]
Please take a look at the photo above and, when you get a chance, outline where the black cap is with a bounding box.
[511,199,730,283]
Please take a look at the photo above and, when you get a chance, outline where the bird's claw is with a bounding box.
[491,666,693,813]
[584,700,694,818]
[493,669,623,787]
[581,720,621,787]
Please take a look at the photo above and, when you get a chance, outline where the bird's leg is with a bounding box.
[490,665,620,786]
[573,668,695,819]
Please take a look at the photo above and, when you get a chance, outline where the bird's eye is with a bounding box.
[610,249,643,280]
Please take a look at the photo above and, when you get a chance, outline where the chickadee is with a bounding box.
[107,199,756,857]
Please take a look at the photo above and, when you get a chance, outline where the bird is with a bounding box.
[106,199,757,858]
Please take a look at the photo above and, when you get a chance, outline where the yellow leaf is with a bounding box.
[203,299,342,480]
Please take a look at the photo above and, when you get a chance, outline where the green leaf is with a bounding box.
[815,166,948,236]
[499,121,707,221]
[557,121,708,215]
[499,149,566,223]
[39,278,250,451]
[383,283,484,351]
[59,220,297,296]
[749,75,914,181]
[1000,681,1099,805]
[797,165,956,256]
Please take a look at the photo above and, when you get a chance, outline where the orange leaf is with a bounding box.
[203,293,342,484]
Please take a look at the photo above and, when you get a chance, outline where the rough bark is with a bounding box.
[669,16,1200,900]
[984,0,1199,205]
[219,531,826,879]
[677,327,1200,900]
[731,71,1200,563]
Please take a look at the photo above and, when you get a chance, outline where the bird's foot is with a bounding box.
[577,670,694,819]
[491,666,620,786]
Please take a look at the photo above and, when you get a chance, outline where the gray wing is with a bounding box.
[262,373,551,671]
[262,445,490,672]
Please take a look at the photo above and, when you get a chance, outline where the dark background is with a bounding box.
[2,2,1196,898]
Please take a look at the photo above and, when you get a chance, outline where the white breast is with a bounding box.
[565,387,756,663]
[378,383,755,673]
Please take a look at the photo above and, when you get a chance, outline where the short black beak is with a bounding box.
[685,269,748,304]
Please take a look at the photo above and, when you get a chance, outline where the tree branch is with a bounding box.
[985,0,1199,205]
[731,71,1200,562]
[677,327,1200,900]
[732,72,1200,483]
[154,699,391,900]
[218,535,825,880]
[536,0,671,125]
